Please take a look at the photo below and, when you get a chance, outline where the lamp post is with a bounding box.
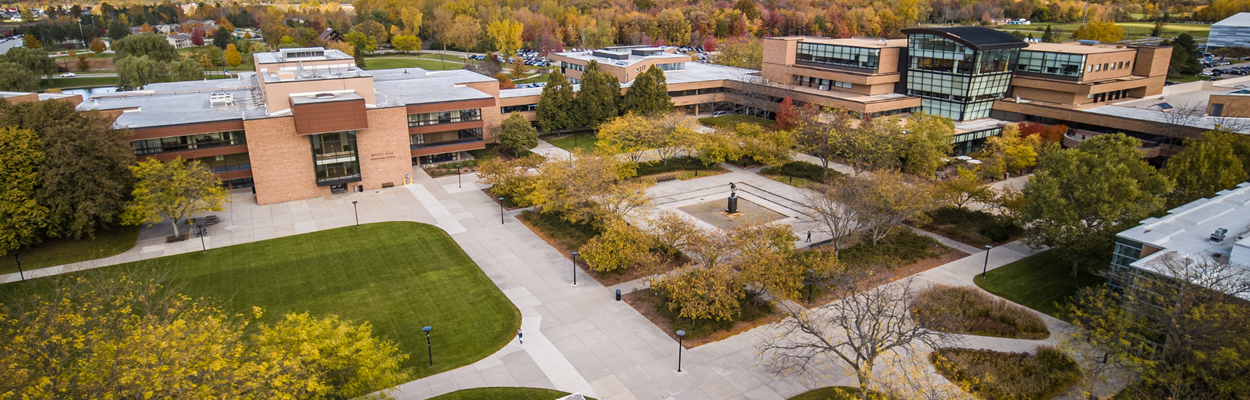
[195,223,207,253]
[498,197,505,224]
[12,251,25,282]
[352,200,360,227]
[422,326,433,367]
[676,330,686,372]
[981,245,993,279]
[456,163,462,188]
[570,251,579,286]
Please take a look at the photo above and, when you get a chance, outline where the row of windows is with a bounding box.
[1089,60,1131,73]
[198,153,251,173]
[410,128,483,147]
[1017,51,1085,78]
[1088,89,1131,103]
[561,62,584,72]
[793,75,852,90]
[795,42,881,70]
[655,63,684,71]
[668,87,724,97]
[502,104,537,113]
[131,130,246,156]
[407,108,482,127]
[920,98,996,121]
[906,71,1013,103]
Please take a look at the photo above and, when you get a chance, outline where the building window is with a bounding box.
[792,74,852,90]
[656,63,684,71]
[407,108,482,127]
[310,131,360,186]
[561,61,584,72]
[1212,103,1225,116]
[502,104,537,113]
[795,42,881,70]
[196,153,251,173]
[131,130,246,155]
[1016,50,1085,79]
[410,128,483,148]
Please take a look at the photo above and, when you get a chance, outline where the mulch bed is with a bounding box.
[798,244,970,307]
[622,288,785,348]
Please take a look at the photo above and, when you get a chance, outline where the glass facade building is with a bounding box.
[310,130,360,186]
[407,108,482,127]
[904,30,1025,121]
[795,42,881,70]
[131,130,246,155]
[1016,50,1085,79]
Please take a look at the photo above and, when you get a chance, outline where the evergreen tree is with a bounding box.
[536,71,576,131]
[1042,25,1054,42]
[498,113,539,155]
[1163,131,1250,206]
[622,65,672,116]
[1168,33,1203,76]
[214,27,234,50]
[576,60,621,128]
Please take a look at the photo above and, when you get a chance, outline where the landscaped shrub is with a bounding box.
[931,346,1081,400]
[761,161,844,183]
[650,288,774,339]
[920,206,1021,245]
[912,285,1049,339]
[839,229,941,269]
[634,156,719,176]
[697,114,778,130]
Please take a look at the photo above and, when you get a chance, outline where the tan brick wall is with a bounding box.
[1207,94,1250,117]
[1081,51,1137,82]
[763,37,799,67]
[261,77,376,113]
[243,116,328,205]
[357,106,413,190]
[464,80,502,142]
[1131,46,1172,78]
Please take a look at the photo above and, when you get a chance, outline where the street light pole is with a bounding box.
[498,197,505,224]
[423,326,433,367]
[196,224,207,253]
[352,200,359,227]
[676,330,686,372]
[13,252,25,282]
[456,163,462,188]
[570,251,578,286]
[981,245,993,279]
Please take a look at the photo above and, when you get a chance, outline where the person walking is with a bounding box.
[806,231,811,243]
[517,327,523,344]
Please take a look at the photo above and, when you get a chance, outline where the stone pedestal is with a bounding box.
[727,194,739,214]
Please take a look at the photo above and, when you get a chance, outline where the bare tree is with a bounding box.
[1207,102,1250,134]
[801,183,867,255]
[760,274,958,399]
[1155,101,1206,141]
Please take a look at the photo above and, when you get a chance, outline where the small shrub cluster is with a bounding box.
[931,346,1081,400]
[912,285,1050,339]
[760,161,844,184]
[652,290,774,339]
[922,207,1020,245]
[839,229,941,269]
[635,156,718,177]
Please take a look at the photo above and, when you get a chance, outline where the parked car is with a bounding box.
[711,110,730,117]
[59,72,75,77]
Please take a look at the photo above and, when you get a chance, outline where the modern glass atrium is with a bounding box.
[903,28,1027,121]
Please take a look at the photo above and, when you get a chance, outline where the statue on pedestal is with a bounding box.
[727,183,739,214]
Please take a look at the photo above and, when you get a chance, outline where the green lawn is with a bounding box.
[429,387,594,400]
[545,131,598,153]
[973,250,1104,319]
[364,56,466,71]
[0,225,139,275]
[513,73,551,85]
[418,52,473,62]
[40,76,118,89]
[997,21,1211,41]
[0,222,519,377]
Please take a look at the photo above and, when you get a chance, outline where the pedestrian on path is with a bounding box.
[806,231,811,243]
[517,327,523,344]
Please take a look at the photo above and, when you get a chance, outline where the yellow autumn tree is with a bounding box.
[1073,19,1124,43]
[122,157,229,237]
[225,43,242,67]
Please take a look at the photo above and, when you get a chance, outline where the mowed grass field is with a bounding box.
[973,250,1104,319]
[996,21,1211,41]
[0,222,519,377]
[0,225,139,275]
[364,56,467,71]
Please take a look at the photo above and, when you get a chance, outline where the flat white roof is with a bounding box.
[1119,182,1250,273]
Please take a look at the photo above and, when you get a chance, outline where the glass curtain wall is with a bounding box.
[906,34,1019,121]
[796,42,881,70]
[1016,51,1085,79]
[310,130,361,186]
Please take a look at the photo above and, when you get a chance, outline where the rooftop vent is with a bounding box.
[1211,228,1229,242]
[1078,39,1099,45]
[315,93,336,99]
[209,92,235,107]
